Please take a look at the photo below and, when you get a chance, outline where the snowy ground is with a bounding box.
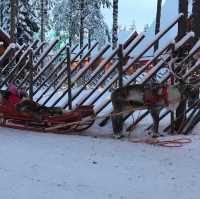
[0,119,200,199]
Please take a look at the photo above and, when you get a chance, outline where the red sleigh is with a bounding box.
[0,98,95,134]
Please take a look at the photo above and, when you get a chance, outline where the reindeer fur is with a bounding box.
[111,83,195,138]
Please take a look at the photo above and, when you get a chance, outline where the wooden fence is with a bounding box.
[1,13,200,133]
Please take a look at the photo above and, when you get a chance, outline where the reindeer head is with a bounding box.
[169,64,199,101]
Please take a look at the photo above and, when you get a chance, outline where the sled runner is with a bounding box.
[0,90,95,134]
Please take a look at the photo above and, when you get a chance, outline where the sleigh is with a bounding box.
[0,98,95,134]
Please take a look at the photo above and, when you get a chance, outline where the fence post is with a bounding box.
[29,49,33,100]
[67,46,72,110]
[170,46,176,134]
[117,44,124,88]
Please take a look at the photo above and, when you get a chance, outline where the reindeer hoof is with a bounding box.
[152,134,159,138]
[113,134,125,139]
[148,131,159,138]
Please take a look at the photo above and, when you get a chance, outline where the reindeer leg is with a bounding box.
[111,112,124,138]
[111,95,125,139]
[149,108,160,138]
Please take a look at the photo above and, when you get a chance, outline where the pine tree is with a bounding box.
[143,24,149,33]
[1,0,39,44]
[129,20,136,32]
[17,0,39,44]
[52,0,111,47]
[1,0,10,33]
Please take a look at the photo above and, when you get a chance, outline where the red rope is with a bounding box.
[128,137,192,147]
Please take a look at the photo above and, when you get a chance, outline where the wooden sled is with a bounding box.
[0,99,95,134]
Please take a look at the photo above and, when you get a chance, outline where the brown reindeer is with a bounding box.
[111,76,198,138]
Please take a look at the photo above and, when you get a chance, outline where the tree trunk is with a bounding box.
[10,0,18,43]
[178,0,188,40]
[154,0,162,52]
[175,0,188,132]
[40,0,44,42]
[187,0,200,120]
[0,0,3,27]
[79,0,84,49]
[88,29,91,61]
[68,0,73,47]
[192,0,200,42]
[112,0,118,49]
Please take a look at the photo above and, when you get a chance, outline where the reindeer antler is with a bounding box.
[164,57,186,83]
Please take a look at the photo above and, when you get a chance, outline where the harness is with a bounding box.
[144,86,169,107]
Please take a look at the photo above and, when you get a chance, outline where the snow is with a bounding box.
[0,120,200,198]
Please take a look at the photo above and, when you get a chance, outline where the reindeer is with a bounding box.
[111,68,199,138]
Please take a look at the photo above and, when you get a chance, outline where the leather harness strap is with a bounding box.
[144,86,169,107]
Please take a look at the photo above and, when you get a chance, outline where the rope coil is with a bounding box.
[128,137,192,147]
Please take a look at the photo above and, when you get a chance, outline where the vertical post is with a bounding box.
[40,0,45,69]
[178,0,188,40]
[117,44,124,88]
[170,46,175,134]
[40,0,45,43]
[67,46,72,110]
[29,49,33,100]
[154,0,162,52]
[175,0,188,132]
[88,29,91,62]
[80,0,84,50]
[112,0,119,49]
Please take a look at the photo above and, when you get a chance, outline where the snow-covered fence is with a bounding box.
[34,44,84,102]
[33,43,84,96]
[0,39,41,88]
[1,44,26,74]
[0,43,17,67]
[44,44,111,106]
[34,42,98,104]
[18,38,60,88]
[70,34,145,108]
[47,31,142,108]
[2,12,200,134]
